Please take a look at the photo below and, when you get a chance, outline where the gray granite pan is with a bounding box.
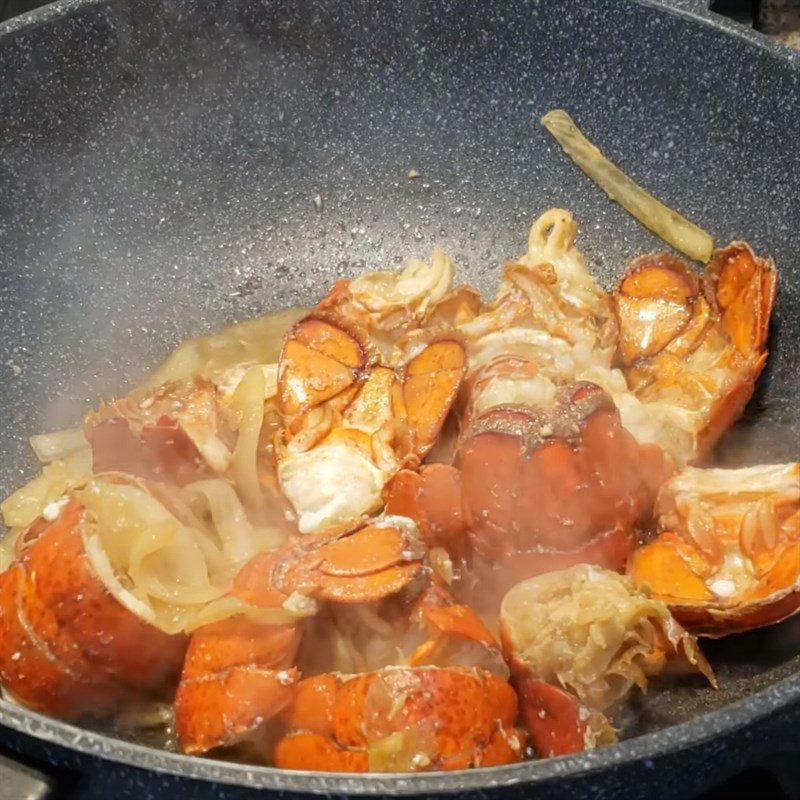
[0,1,798,798]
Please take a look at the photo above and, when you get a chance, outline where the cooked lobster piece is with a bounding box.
[274,667,524,772]
[0,495,185,720]
[174,514,512,763]
[629,463,800,636]
[0,206,783,773]
[499,565,715,757]
[611,243,776,465]
[388,382,670,610]
[276,251,467,535]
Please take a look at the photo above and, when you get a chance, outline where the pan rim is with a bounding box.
[0,668,798,792]
[0,0,799,792]
[1,0,800,65]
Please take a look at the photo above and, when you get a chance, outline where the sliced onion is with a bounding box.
[542,109,714,263]
[82,530,157,624]
[0,447,91,530]
[29,428,88,464]
[76,479,239,633]
[116,700,173,731]
[140,308,306,391]
[229,367,268,515]
[185,478,287,564]
[367,726,438,772]
[0,528,25,572]
[181,596,300,633]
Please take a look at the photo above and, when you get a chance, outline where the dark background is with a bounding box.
[2,0,56,18]
[2,0,56,17]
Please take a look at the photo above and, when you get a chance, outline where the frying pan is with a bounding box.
[0,1,798,798]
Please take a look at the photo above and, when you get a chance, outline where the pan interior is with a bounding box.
[0,0,798,770]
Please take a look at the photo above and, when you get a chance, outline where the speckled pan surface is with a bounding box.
[0,0,799,797]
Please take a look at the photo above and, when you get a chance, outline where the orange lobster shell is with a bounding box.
[274,667,524,772]
[0,500,186,720]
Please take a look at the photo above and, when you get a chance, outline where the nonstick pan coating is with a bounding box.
[0,1,798,798]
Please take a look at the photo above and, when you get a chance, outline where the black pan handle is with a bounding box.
[659,0,760,28]
[0,753,51,800]
[767,751,800,799]
[710,0,759,26]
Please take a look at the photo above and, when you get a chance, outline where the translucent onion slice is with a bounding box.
[72,477,299,634]
[116,700,173,731]
[229,367,268,515]
[0,446,92,530]
[140,308,306,391]
[181,596,300,633]
[74,480,228,632]
[29,428,88,464]
[82,529,158,624]
[0,528,26,573]
[184,478,288,564]
[130,526,225,606]
[541,109,714,263]
[367,725,438,772]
